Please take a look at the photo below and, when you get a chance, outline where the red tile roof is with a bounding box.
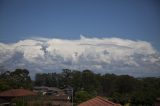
[0,88,36,97]
[78,96,121,106]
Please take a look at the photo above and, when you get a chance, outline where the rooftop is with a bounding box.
[0,88,36,97]
[78,96,121,106]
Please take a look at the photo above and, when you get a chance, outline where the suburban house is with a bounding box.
[155,98,160,106]
[0,87,72,106]
[0,88,36,106]
[33,86,65,96]
[32,86,72,106]
[28,95,71,106]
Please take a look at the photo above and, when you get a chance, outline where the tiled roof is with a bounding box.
[78,96,121,106]
[0,88,36,97]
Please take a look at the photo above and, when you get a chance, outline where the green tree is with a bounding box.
[75,91,91,104]
[0,69,32,91]
[101,74,117,96]
[71,70,82,91]
[62,69,72,87]
[82,70,96,92]
[35,73,58,87]
[9,69,32,89]
[114,75,136,94]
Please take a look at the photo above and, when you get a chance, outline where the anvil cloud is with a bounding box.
[0,36,160,77]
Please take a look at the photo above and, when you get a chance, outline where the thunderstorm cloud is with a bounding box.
[0,36,160,77]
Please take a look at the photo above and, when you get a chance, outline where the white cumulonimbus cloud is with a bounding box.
[0,36,160,77]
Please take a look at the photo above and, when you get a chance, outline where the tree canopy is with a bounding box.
[34,69,160,105]
[0,69,32,90]
[0,68,160,105]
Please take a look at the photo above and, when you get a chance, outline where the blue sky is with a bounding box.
[0,0,160,76]
[0,0,160,50]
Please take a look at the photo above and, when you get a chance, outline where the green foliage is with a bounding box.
[0,69,33,91]
[71,70,82,91]
[62,69,73,87]
[0,68,159,105]
[0,80,10,91]
[75,91,92,104]
[113,75,136,94]
[33,69,160,105]
[12,97,28,106]
[35,73,58,87]
[83,70,101,91]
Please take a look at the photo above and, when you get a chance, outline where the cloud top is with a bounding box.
[0,36,160,77]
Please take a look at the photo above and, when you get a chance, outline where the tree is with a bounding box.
[75,91,91,104]
[114,75,136,94]
[61,69,72,87]
[9,69,32,89]
[71,70,82,91]
[35,73,58,87]
[0,69,32,91]
[101,74,117,96]
[33,69,160,105]
[82,70,96,92]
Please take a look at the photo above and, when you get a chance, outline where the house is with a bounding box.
[27,95,72,106]
[45,95,71,106]
[0,88,72,106]
[78,96,121,106]
[0,88,36,106]
[32,86,72,106]
[155,98,160,106]
[0,98,10,106]
[0,89,36,97]
[63,86,73,96]
[33,86,65,96]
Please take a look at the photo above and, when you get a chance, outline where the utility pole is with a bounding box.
[72,88,73,106]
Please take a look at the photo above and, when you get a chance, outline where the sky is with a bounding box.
[0,0,160,77]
